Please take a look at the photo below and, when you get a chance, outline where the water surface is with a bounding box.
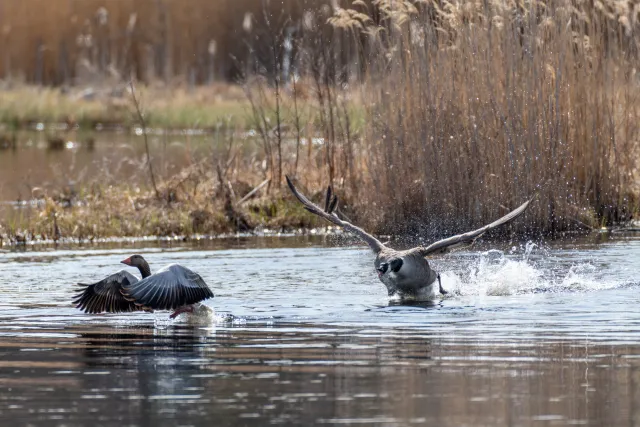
[1,235,640,426]
[0,130,232,202]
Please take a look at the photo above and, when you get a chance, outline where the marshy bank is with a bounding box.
[2,0,640,243]
[0,130,317,244]
[0,126,636,247]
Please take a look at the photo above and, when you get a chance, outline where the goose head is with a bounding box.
[120,254,152,278]
[376,258,403,277]
[121,254,146,267]
[375,257,404,296]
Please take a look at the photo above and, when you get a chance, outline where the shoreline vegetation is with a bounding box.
[0,83,254,132]
[2,1,640,245]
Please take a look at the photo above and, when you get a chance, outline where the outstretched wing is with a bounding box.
[121,264,214,311]
[418,198,533,257]
[286,175,385,254]
[73,270,142,314]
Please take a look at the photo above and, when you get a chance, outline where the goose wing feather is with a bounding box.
[418,198,533,257]
[73,270,142,314]
[121,264,213,310]
[286,175,385,254]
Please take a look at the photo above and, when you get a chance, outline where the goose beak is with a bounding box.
[121,257,132,266]
[376,263,389,276]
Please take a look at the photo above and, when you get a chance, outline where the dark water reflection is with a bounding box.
[2,235,640,426]
[2,324,640,426]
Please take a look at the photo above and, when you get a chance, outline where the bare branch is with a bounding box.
[129,80,160,199]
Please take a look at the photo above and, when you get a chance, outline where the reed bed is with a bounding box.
[1,0,639,242]
[283,0,640,239]
[0,0,328,85]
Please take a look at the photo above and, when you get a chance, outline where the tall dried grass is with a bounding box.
[2,0,639,240]
[284,0,640,238]
[0,0,329,85]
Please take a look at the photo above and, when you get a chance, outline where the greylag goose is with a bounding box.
[286,176,533,301]
[73,255,214,318]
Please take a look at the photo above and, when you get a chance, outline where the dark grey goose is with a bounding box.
[286,176,532,301]
[73,254,214,318]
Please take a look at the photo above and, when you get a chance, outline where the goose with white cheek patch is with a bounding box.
[286,176,533,301]
[73,255,214,320]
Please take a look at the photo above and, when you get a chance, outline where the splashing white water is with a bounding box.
[560,264,607,291]
[439,242,619,297]
[441,249,542,296]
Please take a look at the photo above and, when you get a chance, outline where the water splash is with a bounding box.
[559,264,605,292]
[440,242,626,297]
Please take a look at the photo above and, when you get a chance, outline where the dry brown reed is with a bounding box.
[283,0,640,239]
[0,0,329,85]
[2,0,640,241]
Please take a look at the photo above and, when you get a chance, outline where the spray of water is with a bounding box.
[439,241,623,297]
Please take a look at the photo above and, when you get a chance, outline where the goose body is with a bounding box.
[286,176,533,301]
[73,255,214,318]
[375,248,440,299]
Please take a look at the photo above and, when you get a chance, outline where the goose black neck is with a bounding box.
[137,261,152,278]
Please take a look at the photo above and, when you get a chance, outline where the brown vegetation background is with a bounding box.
[0,0,332,85]
[1,0,640,241]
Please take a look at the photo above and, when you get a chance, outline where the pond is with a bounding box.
[0,129,238,202]
[1,234,640,426]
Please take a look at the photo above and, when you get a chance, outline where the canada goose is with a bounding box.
[73,255,214,319]
[286,176,532,300]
